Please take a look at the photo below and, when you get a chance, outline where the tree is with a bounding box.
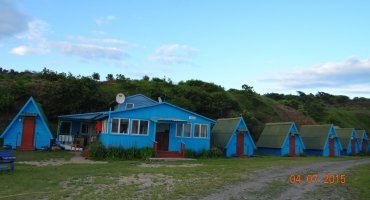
[92,72,100,81]
[106,74,114,81]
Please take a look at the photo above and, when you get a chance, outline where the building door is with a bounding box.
[156,124,169,151]
[236,132,244,156]
[21,116,36,149]
[329,138,335,157]
[363,139,367,152]
[351,139,356,154]
[290,135,296,156]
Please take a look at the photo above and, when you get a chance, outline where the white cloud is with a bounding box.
[0,0,29,39]
[263,56,370,96]
[91,30,106,35]
[149,44,198,64]
[53,41,126,60]
[10,45,48,55]
[16,19,50,41]
[76,37,133,47]
[95,15,116,25]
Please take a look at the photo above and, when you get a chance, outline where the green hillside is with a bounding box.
[1,68,370,140]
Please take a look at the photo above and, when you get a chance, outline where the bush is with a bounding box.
[140,147,156,160]
[209,147,224,158]
[106,146,126,160]
[198,149,210,158]
[126,146,140,160]
[88,142,106,160]
[184,149,197,158]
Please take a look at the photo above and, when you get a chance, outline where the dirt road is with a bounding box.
[200,158,370,200]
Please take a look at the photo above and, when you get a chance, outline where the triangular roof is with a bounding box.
[256,122,297,148]
[1,97,54,139]
[300,124,334,150]
[212,117,245,148]
[357,130,368,140]
[336,128,356,147]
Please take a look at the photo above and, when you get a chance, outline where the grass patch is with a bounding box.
[0,153,365,199]
[345,163,370,199]
[13,150,73,161]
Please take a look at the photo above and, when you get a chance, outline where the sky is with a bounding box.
[1,0,370,98]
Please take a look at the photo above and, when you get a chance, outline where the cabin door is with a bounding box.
[21,116,36,149]
[363,140,367,152]
[155,124,170,151]
[329,138,335,157]
[351,139,356,154]
[236,132,244,156]
[290,135,296,156]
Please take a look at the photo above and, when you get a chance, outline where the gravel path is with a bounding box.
[200,158,370,200]
[17,152,107,166]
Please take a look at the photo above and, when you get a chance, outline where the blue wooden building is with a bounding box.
[256,122,305,156]
[211,117,256,157]
[357,130,370,153]
[57,94,215,156]
[300,124,342,157]
[336,128,361,156]
[0,97,54,150]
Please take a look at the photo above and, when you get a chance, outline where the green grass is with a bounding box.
[13,150,73,161]
[0,152,366,199]
[346,163,370,199]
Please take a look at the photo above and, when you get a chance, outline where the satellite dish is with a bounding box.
[116,93,125,104]
[158,97,162,103]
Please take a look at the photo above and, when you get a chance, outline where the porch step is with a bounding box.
[17,146,35,151]
[157,151,182,158]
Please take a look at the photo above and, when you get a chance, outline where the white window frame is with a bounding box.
[111,118,130,134]
[194,124,208,138]
[60,121,72,135]
[130,119,149,135]
[183,123,192,138]
[176,124,183,137]
[126,103,134,109]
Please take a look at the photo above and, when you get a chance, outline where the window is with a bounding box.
[194,124,208,138]
[131,120,139,134]
[176,124,183,137]
[184,124,191,137]
[81,123,89,134]
[119,119,129,134]
[131,119,149,135]
[139,120,149,135]
[60,121,71,135]
[111,118,119,133]
[111,118,129,134]
[102,119,108,133]
[126,103,134,109]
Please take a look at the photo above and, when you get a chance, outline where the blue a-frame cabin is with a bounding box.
[300,124,342,157]
[57,94,215,155]
[336,128,361,156]
[256,122,305,156]
[0,97,54,150]
[211,117,256,157]
[357,130,370,153]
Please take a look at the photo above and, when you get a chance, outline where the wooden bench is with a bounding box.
[0,151,16,172]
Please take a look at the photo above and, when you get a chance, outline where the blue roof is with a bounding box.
[58,112,103,120]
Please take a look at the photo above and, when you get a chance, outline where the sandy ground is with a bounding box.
[17,152,107,166]
[200,158,370,200]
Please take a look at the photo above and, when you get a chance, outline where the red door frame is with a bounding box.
[329,138,334,157]
[363,139,367,152]
[21,116,36,149]
[290,135,296,156]
[236,132,244,156]
[351,139,356,155]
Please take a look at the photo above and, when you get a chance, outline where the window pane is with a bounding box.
[112,118,119,133]
[176,124,183,137]
[102,119,108,133]
[60,122,71,135]
[81,123,88,134]
[119,119,129,134]
[194,124,200,137]
[131,120,139,134]
[126,103,134,109]
[184,124,191,137]
[201,124,208,138]
[139,120,149,135]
